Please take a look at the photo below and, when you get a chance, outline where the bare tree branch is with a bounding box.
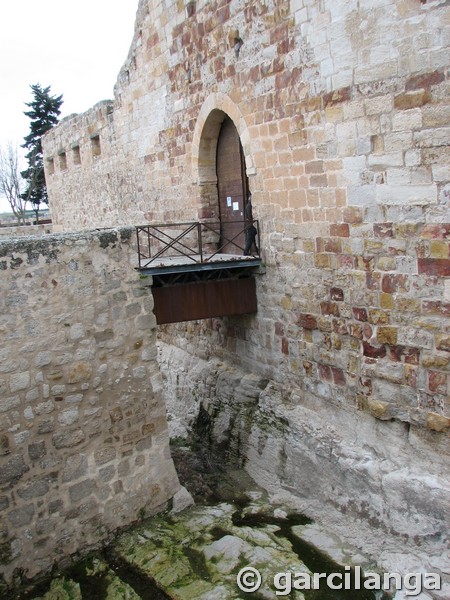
[0,143,29,224]
[0,143,42,224]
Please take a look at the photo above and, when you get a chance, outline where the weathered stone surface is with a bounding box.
[160,344,450,591]
[4,0,450,593]
[9,372,31,393]
[17,478,50,500]
[367,399,389,420]
[61,454,88,483]
[0,230,180,591]
[426,413,450,433]
[94,446,116,466]
[113,498,311,600]
[52,429,85,449]
[377,326,398,345]
[37,578,82,600]
[0,455,29,485]
[67,363,93,384]
[68,479,96,503]
[171,485,195,514]
[8,504,35,528]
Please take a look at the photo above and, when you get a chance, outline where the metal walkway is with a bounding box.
[136,221,261,286]
[135,221,262,324]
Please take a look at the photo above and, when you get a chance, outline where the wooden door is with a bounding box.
[216,116,248,254]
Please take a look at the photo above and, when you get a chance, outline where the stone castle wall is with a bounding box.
[0,229,180,589]
[43,0,449,229]
[0,224,53,238]
[40,0,450,576]
[43,0,450,431]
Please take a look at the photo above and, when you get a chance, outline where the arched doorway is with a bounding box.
[216,116,249,254]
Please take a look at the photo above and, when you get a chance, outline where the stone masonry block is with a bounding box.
[382,274,410,293]
[421,224,450,239]
[68,479,96,503]
[58,408,79,426]
[28,441,46,462]
[380,293,394,309]
[377,327,398,345]
[394,90,431,110]
[435,334,450,352]
[8,504,35,528]
[426,412,450,433]
[320,301,340,316]
[428,370,447,394]
[297,314,318,329]
[418,258,450,277]
[9,372,31,393]
[330,287,344,301]
[421,353,450,370]
[0,456,29,485]
[391,109,423,133]
[405,69,445,91]
[329,223,349,237]
[429,241,449,259]
[67,363,93,384]
[353,307,368,321]
[17,478,50,500]
[398,328,434,350]
[343,207,363,223]
[375,184,437,206]
[315,253,333,268]
[367,399,389,420]
[94,446,117,466]
[52,429,85,449]
[62,455,88,483]
[368,309,390,325]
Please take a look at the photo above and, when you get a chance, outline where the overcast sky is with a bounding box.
[0,0,138,212]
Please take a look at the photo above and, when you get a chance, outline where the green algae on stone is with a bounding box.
[33,577,82,600]
[30,557,140,600]
[81,557,140,599]
[22,460,383,600]
[104,577,141,600]
[111,501,310,599]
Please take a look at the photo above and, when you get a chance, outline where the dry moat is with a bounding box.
[14,438,390,600]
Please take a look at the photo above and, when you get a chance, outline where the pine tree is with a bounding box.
[21,83,63,221]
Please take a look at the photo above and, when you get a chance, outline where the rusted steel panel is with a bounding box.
[152,278,257,324]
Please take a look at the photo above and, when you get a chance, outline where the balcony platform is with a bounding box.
[135,222,262,323]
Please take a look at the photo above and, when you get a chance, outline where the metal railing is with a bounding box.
[136,220,260,269]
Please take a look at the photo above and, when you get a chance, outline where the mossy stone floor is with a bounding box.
[20,446,383,600]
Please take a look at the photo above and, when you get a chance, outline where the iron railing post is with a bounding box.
[198,222,203,263]
[256,220,261,257]
[136,228,141,269]
[147,226,151,263]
